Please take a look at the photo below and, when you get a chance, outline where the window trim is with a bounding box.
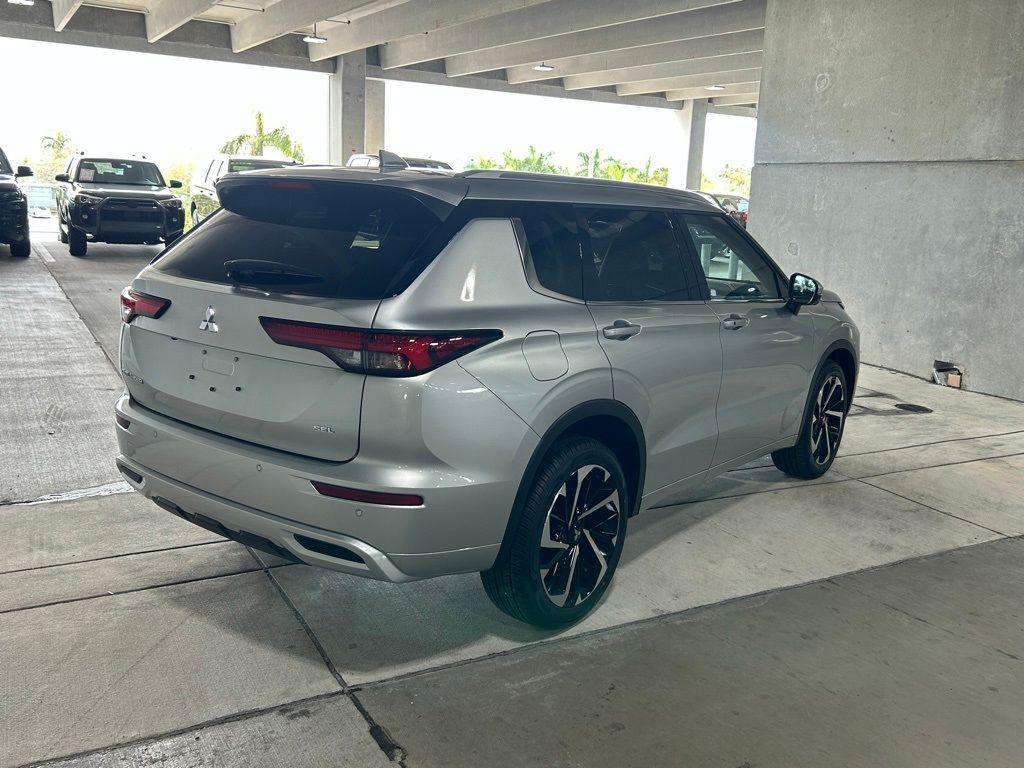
[575,204,704,305]
[677,210,787,303]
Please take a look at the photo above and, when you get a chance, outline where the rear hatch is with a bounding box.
[121,174,463,461]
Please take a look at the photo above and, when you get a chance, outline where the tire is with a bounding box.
[10,236,30,258]
[191,207,201,229]
[68,226,87,257]
[164,230,183,246]
[481,436,628,628]
[772,360,848,479]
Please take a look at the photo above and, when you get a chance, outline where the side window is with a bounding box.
[202,160,216,185]
[518,204,583,299]
[580,208,699,302]
[682,214,781,300]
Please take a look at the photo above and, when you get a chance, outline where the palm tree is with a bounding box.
[500,145,559,174]
[41,132,73,156]
[576,148,603,177]
[220,112,304,162]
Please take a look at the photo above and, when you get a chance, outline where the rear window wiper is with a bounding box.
[224,259,326,288]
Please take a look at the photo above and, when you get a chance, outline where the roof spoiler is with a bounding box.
[378,150,409,172]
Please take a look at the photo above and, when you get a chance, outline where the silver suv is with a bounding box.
[115,165,858,627]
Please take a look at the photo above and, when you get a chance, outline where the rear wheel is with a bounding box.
[481,436,628,628]
[10,233,30,258]
[68,226,87,257]
[772,360,848,478]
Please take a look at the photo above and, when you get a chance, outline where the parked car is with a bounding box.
[190,155,298,227]
[347,153,454,171]
[713,193,749,227]
[691,190,749,228]
[55,155,185,257]
[0,146,32,258]
[114,165,858,627]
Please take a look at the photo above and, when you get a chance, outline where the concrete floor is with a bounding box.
[1,239,1023,766]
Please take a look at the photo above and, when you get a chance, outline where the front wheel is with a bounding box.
[68,226,87,257]
[772,360,848,479]
[10,235,30,258]
[481,436,628,628]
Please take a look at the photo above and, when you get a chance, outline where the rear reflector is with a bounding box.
[260,317,500,376]
[120,287,170,324]
[115,414,131,429]
[311,480,423,507]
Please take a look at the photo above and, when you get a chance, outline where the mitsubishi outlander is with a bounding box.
[114,155,858,627]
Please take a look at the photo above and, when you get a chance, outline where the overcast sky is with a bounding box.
[0,37,755,183]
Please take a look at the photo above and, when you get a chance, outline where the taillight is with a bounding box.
[120,288,170,324]
[260,317,500,376]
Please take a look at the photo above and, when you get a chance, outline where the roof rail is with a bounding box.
[378,149,409,172]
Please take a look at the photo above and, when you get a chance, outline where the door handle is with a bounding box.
[603,320,642,340]
[721,314,750,331]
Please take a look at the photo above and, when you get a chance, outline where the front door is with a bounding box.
[579,207,723,495]
[680,213,816,467]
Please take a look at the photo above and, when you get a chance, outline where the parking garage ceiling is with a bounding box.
[1,0,762,112]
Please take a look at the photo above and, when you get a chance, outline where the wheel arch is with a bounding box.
[497,400,646,559]
[822,339,858,408]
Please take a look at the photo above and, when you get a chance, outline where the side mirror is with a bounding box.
[169,179,183,189]
[16,165,33,178]
[55,173,70,183]
[786,272,821,313]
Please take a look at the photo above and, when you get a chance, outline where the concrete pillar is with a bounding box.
[750,0,1024,400]
[667,99,708,190]
[328,50,366,165]
[365,78,386,155]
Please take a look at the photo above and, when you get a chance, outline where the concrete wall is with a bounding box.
[749,0,1024,400]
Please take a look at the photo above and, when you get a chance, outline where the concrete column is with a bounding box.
[365,78,386,155]
[328,50,366,165]
[667,99,708,189]
[750,0,1024,400]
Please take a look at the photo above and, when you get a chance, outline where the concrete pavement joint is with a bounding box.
[0,559,278,615]
[11,690,351,768]
[0,539,222,577]
[854,476,1009,538]
[257,556,410,763]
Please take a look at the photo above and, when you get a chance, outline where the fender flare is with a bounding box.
[496,399,646,559]
[795,340,859,437]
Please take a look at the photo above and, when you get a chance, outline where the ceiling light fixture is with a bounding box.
[532,62,555,72]
[704,84,726,91]
[303,22,327,44]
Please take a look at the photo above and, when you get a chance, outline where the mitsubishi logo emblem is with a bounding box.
[199,306,219,333]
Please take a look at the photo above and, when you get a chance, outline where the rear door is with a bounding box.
[579,207,722,494]
[121,179,448,461]
[680,213,816,466]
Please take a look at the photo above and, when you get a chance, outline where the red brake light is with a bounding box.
[120,288,170,324]
[259,317,500,376]
[311,480,423,507]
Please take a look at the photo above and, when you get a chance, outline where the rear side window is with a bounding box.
[580,208,700,302]
[519,205,582,299]
[154,183,442,300]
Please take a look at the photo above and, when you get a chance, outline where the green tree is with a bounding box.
[717,164,751,196]
[220,112,304,162]
[41,132,74,156]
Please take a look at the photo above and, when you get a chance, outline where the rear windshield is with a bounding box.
[153,183,442,300]
[227,159,293,173]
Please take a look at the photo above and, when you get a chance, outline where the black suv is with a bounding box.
[55,155,185,257]
[0,146,32,258]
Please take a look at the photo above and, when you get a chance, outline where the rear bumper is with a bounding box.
[114,380,536,580]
